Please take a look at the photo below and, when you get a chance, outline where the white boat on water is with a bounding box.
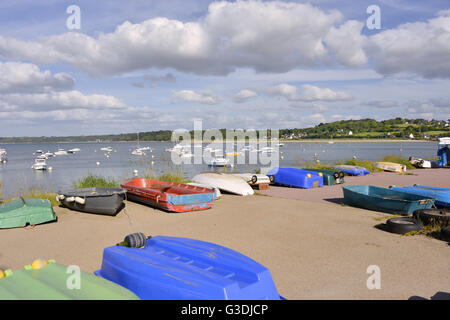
[131,148,146,156]
[100,147,113,152]
[31,157,47,170]
[0,148,7,163]
[54,149,68,156]
[192,173,254,196]
[44,152,54,158]
[208,157,231,167]
[67,148,81,153]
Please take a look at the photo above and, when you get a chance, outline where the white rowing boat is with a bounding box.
[192,173,254,196]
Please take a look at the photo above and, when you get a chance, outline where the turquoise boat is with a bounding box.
[343,185,434,215]
[0,198,56,229]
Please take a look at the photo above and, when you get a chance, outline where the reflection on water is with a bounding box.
[0,141,438,198]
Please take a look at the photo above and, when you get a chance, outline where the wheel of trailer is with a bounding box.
[333,172,339,179]
[251,175,258,184]
[385,217,423,235]
[269,175,275,183]
[441,226,450,242]
[124,232,147,248]
[413,209,450,227]
[338,171,345,178]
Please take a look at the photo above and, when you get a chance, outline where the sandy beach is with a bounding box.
[1,168,449,300]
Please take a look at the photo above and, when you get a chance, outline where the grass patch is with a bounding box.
[22,187,59,207]
[303,162,337,171]
[143,166,189,184]
[379,155,416,170]
[73,173,119,189]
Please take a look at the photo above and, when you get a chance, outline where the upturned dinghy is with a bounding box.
[335,165,370,176]
[303,168,345,185]
[57,188,126,216]
[0,198,56,229]
[121,178,216,212]
[267,167,323,189]
[389,185,450,208]
[193,173,254,196]
[95,234,281,300]
[409,156,439,168]
[374,162,406,173]
[343,185,434,215]
[232,173,270,185]
[0,259,138,300]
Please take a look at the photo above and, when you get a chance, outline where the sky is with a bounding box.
[0,0,449,136]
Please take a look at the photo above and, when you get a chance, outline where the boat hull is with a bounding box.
[343,185,434,215]
[121,179,215,212]
[267,167,323,189]
[389,185,450,208]
[374,162,406,173]
[95,236,281,300]
[193,173,254,196]
[0,198,56,229]
[58,188,126,216]
[303,168,345,185]
[335,165,370,176]
[0,261,138,300]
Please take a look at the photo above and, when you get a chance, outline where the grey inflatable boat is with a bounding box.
[57,187,126,216]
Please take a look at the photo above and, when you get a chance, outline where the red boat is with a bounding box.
[121,178,216,212]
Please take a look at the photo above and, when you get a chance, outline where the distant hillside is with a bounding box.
[280,118,450,140]
[0,118,448,143]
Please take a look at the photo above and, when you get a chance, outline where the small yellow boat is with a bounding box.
[226,152,240,157]
[374,162,406,173]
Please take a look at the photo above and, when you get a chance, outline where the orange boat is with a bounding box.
[121,178,216,212]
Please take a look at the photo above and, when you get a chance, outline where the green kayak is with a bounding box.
[303,168,345,185]
[0,198,56,229]
[0,259,139,300]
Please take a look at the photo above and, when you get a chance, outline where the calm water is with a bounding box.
[0,141,439,198]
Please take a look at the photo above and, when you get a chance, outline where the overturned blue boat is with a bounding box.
[95,235,281,300]
[343,185,434,215]
[389,185,450,208]
[267,167,323,189]
[335,165,370,176]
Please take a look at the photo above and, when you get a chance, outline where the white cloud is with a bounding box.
[300,84,352,101]
[265,83,352,102]
[173,90,221,105]
[368,10,450,78]
[324,20,368,66]
[0,1,352,76]
[0,61,74,93]
[233,89,258,103]
[0,90,125,111]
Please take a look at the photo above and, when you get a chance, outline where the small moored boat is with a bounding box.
[57,188,126,215]
[121,178,216,212]
[343,185,434,215]
[31,157,47,170]
[267,167,323,189]
[95,234,282,300]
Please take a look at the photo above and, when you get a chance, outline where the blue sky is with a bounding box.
[0,0,449,136]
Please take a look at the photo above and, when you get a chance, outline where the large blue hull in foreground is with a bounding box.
[95,236,281,300]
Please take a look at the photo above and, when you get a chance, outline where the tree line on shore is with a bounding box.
[1,118,448,143]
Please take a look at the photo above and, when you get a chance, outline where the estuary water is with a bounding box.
[0,141,439,198]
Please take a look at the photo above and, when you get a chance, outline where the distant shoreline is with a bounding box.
[0,139,438,144]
